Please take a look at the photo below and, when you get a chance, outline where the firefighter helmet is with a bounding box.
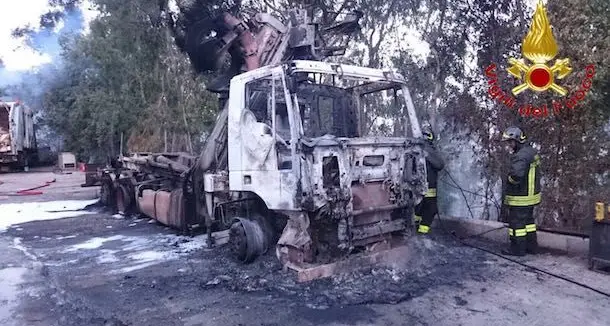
[422,125,435,141]
[501,126,527,143]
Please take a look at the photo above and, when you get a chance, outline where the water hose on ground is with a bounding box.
[0,179,56,196]
[437,171,610,298]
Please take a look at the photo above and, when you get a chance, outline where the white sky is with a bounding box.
[0,0,98,71]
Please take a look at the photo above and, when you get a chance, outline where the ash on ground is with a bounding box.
[184,233,492,309]
[7,212,497,324]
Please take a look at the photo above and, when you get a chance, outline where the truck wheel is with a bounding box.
[115,184,135,215]
[229,217,269,264]
[100,178,116,208]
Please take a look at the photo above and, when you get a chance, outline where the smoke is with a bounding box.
[0,6,88,149]
[1,7,85,86]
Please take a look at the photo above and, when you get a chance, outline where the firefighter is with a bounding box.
[500,126,541,256]
[414,126,445,234]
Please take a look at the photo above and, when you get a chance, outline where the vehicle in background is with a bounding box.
[0,100,38,172]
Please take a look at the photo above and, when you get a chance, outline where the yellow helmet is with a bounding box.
[422,125,435,141]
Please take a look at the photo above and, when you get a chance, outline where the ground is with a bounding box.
[1,169,609,326]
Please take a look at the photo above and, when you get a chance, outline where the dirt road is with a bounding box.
[1,171,609,325]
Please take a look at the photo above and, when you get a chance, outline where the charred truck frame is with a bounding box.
[98,4,429,277]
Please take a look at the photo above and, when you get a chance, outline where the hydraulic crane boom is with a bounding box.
[181,6,363,92]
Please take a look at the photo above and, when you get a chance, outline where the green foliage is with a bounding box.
[409,0,610,230]
[42,0,218,161]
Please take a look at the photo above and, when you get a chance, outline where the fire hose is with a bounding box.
[0,179,56,196]
[438,171,610,298]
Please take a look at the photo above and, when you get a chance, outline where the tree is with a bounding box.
[39,0,218,160]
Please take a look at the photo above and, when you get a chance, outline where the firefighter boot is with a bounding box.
[502,235,526,256]
[526,231,538,254]
[417,223,430,235]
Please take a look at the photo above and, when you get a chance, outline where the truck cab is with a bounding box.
[206,60,428,265]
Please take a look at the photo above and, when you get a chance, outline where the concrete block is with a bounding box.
[537,231,589,256]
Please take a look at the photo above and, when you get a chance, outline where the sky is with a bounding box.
[0,0,98,72]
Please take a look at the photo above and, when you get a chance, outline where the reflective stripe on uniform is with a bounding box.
[508,228,526,237]
[504,193,541,206]
[508,175,518,184]
[528,155,539,197]
[418,224,430,233]
[505,155,541,206]
[413,215,422,222]
[425,188,437,198]
[525,224,537,232]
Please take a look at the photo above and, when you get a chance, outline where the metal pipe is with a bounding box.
[156,156,189,172]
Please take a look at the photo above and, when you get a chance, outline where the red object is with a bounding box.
[14,191,43,196]
[530,68,551,88]
[79,163,86,172]
[16,179,56,194]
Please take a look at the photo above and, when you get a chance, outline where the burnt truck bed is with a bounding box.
[99,152,204,232]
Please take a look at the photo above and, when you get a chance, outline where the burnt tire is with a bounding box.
[229,217,269,264]
[184,17,229,73]
[115,184,134,215]
[100,178,115,208]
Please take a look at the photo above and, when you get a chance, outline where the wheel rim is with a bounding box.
[229,218,268,264]
[230,221,248,262]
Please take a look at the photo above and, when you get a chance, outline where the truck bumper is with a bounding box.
[0,154,18,163]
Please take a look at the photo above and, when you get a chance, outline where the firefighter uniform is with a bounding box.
[414,129,445,234]
[501,127,541,256]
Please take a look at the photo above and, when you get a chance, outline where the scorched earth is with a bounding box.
[0,173,608,326]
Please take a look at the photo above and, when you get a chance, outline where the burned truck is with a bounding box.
[98,5,428,274]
